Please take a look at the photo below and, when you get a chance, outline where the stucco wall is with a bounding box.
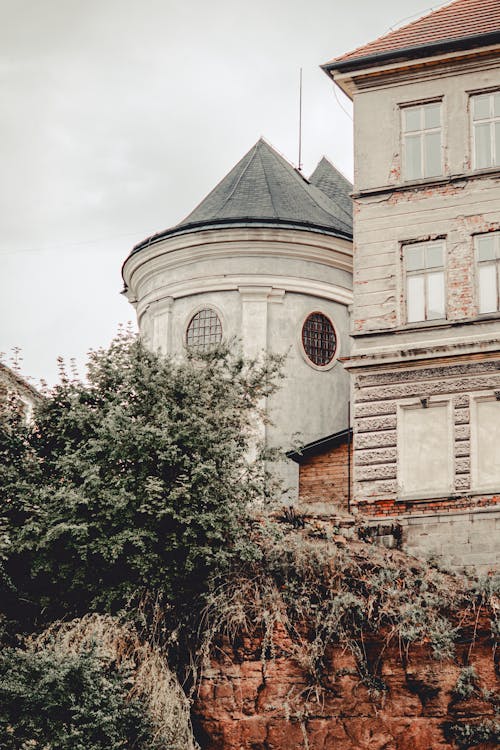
[354,63,500,192]
[123,226,353,496]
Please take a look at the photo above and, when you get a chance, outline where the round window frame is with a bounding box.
[183,304,225,352]
[298,310,340,371]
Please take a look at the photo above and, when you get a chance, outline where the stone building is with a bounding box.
[323,0,500,569]
[123,0,500,570]
[122,139,353,492]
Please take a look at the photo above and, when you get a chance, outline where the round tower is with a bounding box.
[122,139,353,494]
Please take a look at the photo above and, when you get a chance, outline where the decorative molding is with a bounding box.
[122,226,353,294]
[135,275,352,319]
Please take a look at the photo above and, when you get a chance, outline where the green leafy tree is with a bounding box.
[0,330,282,633]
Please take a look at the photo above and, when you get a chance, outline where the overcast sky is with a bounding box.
[1,0,445,385]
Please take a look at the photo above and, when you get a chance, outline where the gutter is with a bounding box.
[122,217,353,268]
[286,427,352,464]
[321,30,500,76]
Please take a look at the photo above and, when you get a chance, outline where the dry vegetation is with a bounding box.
[34,614,199,750]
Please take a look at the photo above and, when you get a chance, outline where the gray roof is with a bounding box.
[309,157,353,221]
[130,139,352,256]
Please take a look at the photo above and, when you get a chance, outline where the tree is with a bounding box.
[0,330,282,634]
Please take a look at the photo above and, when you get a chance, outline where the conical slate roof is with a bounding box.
[130,139,352,256]
[309,157,352,223]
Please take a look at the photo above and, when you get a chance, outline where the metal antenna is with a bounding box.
[298,67,303,171]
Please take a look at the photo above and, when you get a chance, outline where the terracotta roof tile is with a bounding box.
[326,0,500,67]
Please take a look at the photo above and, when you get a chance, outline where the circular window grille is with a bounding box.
[301,312,337,367]
[186,308,223,351]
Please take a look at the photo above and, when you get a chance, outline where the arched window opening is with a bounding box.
[186,308,222,351]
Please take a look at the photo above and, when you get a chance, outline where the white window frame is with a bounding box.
[401,100,443,181]
[403,240,447,323]
[471,90,500,170]
[397,398,454,500]
[470,394,500,493]
[475,232,500,314]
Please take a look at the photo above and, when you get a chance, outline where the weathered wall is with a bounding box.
[345,48,500,547]
[349,358,500,570]
[297,441,352,513]
[354,61,500,194]
[194,619,498,750]
[402,506,500,574]
[352,359,500,507]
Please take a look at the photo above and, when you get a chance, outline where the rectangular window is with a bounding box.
[402,102,442,180]
[404,241,446,323]
[476,233,500,313]
[472,91,500,169]
[398,402,452,497]
[471,397,500,491]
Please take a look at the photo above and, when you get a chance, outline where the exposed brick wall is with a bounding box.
[298,441,353,513]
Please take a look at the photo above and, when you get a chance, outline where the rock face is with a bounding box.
[193,621,498,750]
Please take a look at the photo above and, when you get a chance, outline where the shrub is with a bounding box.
[0,331,283,635]
[0,645,156,750]
[445,719,500,748]
[0,612,200,748]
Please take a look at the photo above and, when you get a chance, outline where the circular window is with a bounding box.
[186,308,223,351]
[301,312,337,367]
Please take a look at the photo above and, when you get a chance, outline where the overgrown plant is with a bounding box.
[0,613,199,750]
[200,528,496,692]
[0,330,284,638]
[445,719,500,749]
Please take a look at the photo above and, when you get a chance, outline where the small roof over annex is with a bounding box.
[323,0,500,75]
[129,139,352,258]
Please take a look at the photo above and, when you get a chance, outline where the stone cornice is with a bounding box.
[343,338,500,372]
[122,226,353,301]
[330,43,500,98]
[135,274,353,320]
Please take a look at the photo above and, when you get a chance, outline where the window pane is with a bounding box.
[405,134,422,180]
[475,122,492,168]
[476,400,500,487]
[495,122,500,167]
[426,243,443,268]
[427,271,445,319]
[407,274,425,322]
[494,92,500,117]
[477,235,496,261]
[424,103,440,129]
[424,131,441,176]
[473,94,490,120]
[404,107,421,132]
[400,405,449,494]
[186,308,222,350]
[478,263,498,313]
[406,245,425,271]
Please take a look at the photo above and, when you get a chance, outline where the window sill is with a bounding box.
[351,312,500,338]
[396,490,454,503]
[353,166,500,199]
[396,488,500,503]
